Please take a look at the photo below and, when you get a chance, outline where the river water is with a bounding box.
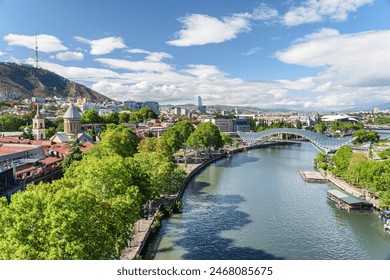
[144,143,390,260]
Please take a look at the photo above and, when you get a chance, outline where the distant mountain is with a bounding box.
[377,102,390,110]
[0,62,111,102]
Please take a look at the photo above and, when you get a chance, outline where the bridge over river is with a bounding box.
[237,128,355,153]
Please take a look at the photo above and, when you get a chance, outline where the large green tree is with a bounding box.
[186,122,224,156]
[331,146,353,176]
[352,129,380,145]
[314,122,326,134]
[132,152,185,201]
[138,137,170,156]
[103,112,120,125]
[162,126,182,153]
[86,124,138,158]
[81,110,102,124]
[162,121,194,153]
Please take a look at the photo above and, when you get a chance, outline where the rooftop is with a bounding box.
[0,144,42,156]
[63,103,81,119]
[327,189,372,206]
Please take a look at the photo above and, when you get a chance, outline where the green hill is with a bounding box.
[0,62,111,102]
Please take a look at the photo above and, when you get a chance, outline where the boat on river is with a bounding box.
[380,210,390,221]
[384,220,390,231]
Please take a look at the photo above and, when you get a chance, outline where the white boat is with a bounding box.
[385,221,390,231]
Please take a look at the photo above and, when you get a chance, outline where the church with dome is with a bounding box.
[36,103,94,144]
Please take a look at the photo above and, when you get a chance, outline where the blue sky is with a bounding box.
[0,0,389,110]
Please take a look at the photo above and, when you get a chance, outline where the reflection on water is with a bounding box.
[143,143,390,260]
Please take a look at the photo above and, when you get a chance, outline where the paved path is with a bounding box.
[120,218,153,260]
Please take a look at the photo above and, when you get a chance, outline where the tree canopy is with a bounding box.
[162,121,194,153]
[86,124,139,158]
[81,109,102,124]
[0,119,186,259]
[186,122,223,154]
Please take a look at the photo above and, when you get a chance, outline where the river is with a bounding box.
[377,130,390,139]
[143,143,390,260]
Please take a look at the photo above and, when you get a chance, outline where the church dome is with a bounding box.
[63,103,81,119]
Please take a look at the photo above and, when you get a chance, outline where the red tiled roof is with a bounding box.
[0,144,42,156]
[38,157,62,165]
[0,137,31,144]
[49,143,70,156]
[16,166,36,175]
[31,140,52,146]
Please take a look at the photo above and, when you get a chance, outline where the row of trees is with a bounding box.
[255,119,294,132]
[314,146,390,208]
[371,115,390,125]
[162,121,229,157]
[81,108,157,125]
[0,124,185,259]
[313,121,364,135]
[0,113,34,132]
[313,121,379,145]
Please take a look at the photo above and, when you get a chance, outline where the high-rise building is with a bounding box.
[198,96,206,113]
[144,101,160,114]
[123,100,159,113]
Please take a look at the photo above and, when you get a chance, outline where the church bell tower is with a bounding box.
[32,103,45,140]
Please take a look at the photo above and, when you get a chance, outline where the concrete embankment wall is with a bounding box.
[318,169,381,210]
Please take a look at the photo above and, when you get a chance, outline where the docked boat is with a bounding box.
[384,220,390,231]
[380,210,390,221]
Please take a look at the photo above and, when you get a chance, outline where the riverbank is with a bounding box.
[318,169,381,210]
[120,141,291,260]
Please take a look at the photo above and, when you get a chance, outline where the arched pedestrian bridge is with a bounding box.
[237,128,355,153]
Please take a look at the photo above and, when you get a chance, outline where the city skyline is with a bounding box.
[0,0,389,110]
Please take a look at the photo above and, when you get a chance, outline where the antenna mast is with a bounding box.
[34,34,39,68]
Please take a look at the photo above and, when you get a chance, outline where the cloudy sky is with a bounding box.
[0,0,389,110]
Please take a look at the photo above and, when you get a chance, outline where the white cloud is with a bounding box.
[273,28,390,109]
[56,51,84,61]
[275,28,390,88]
[241,47,262,56]
[34,60,119,82]
[96,57,172,73]
[74,36,126,55]
[283,0,374,26]
[126,49,172,62]
[0,51,5,56]
[167,14,251,46]
[250,3,279,21]
[182,64,226,80]
[4,34,68,52]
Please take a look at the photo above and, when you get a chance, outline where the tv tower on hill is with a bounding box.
[34,34,40,68]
